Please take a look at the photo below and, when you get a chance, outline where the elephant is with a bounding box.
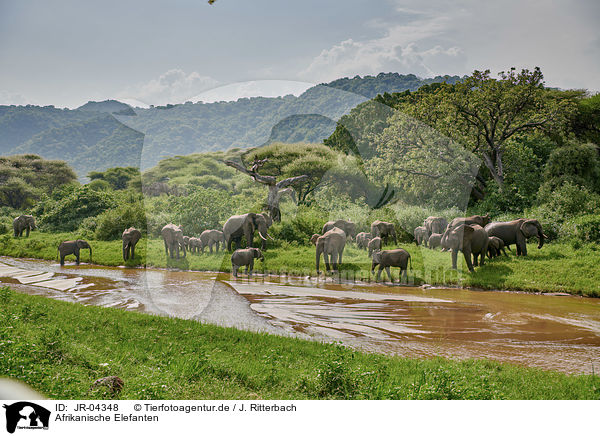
[322,219,357,239]
[231,247,264,277]
[428,233,442,249]
[199,229,226,254]
[223,212,272,251]
[423,216,448,235]
[484,219,546,256]
[370,220,397,245]
[187,237,202,254]
[161,224,186,259]
[355,232,372,250]
[122,227,142,261]
[183,236,191,249]
[13,215,36,237]
[371,249,412,283]
[487,235,510,258]
[413,226,430,247]
[58,239,92,266]
[315,227,346,273]
[447,214,491,231]
[367,236,382,256]
[442,224,489,272]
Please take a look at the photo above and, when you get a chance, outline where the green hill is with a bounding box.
[0,73,461,178]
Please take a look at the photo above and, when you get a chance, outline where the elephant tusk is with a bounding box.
[258,232,267,241]
[267,233,274,241]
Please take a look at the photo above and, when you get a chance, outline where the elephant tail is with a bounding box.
[408,254,413,271]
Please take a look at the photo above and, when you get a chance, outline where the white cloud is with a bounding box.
[0,90,37,106]
[117,69,220,106]
[300,13,467,82]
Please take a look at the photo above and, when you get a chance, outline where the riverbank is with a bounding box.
[1,232,599,297]
[1,286,598,399]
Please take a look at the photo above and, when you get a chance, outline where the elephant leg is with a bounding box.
[209,243,214,254]
[502,247,508,256]
[376,266,383,282]
[386,266,393,283]
[249,260,254,277]
[324,253,331,272]
[164,240,169,256]
[451,249,458,270]
[331,252,338,272]
[401,268,407,283]
[463,249,474,272]
[26,228,30,237]
[75,249,80,265]
[232,265,238,277]
[60,254,65,266]
[338,248,344,267]
[131,244,136,260]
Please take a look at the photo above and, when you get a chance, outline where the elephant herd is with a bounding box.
[159,212,274,260]
[12,210,547,280]
[413,215,546,272]
[310,219,411,283]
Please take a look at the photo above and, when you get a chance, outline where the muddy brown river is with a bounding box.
[1,257,599,374]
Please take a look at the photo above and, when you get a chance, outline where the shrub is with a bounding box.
[561,214,600,245]
[93,203,148,241]
[269,206,327,244]
[36,185,117,232]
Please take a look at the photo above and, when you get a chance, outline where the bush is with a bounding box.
[36,185,117,232]
[269,206,327,244]
[93,203,147,241]
[561,214,600,245]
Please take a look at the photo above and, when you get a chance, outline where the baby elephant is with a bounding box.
[58,239,92,266]
[367,236,382,256]
[487,235,509,258]
[428,233,442,249]
[231,248,264,277]
[371,248,412,283]
[355,232,372,250]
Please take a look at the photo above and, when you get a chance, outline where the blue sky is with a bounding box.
[0,0,598,107]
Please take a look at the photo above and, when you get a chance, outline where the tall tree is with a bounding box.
[224,159,308,221]
[415,68,578,190]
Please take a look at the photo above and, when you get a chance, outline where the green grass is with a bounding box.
[1,286,598,400]
[1,232,599,297]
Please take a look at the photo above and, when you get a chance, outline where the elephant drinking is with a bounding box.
[58,239,92,266]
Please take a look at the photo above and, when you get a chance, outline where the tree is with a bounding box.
[0,154,77,209]
[224,158,308,221]
[88,166,141,190]
[415,68,578,191]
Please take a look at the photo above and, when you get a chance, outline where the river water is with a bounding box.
[1,256,599,374]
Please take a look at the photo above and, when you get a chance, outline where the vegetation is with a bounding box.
[0,73,460,178]
[1,287,597,399]
[0,154,76,209]
[1,232,599,297]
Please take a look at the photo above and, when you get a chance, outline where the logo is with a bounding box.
[2,402,50,434]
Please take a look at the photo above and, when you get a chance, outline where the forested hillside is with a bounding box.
[0,73,458,178]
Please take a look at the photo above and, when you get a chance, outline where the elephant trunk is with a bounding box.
[537,228,545,249]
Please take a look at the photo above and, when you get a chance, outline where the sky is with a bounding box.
[0,0,598,108]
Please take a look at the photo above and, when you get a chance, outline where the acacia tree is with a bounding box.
[418,68,578,191]
[224,159,308,221]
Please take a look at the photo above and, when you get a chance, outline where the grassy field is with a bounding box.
[1,232,599,297]
[1,286,598,400]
